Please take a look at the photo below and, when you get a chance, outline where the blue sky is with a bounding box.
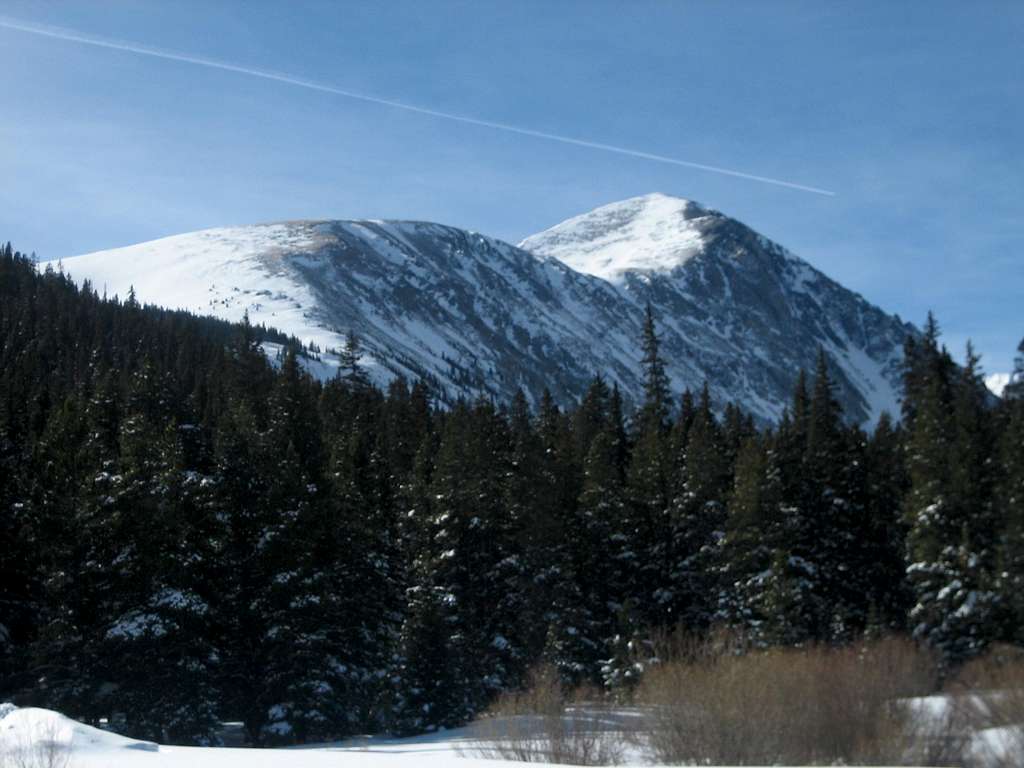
[1,1,1020,373]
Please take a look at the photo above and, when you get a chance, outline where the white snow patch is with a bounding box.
[520,193,709,283]
[987,372,1012,397]
[0,707,158,755]
[46,223,343,353]
[0,706,645,767]
[107,612,168,640]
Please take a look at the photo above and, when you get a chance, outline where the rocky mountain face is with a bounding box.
[50,194,915,424]
[523,194,915,423]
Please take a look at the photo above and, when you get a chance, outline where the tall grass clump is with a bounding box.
[949,645,1024,767]
[638,634,964,765]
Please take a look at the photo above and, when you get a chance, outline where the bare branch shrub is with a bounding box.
[467,665,627,765]
[639,634,961,766]
[7,719,72,768]
[948,645,1024,767]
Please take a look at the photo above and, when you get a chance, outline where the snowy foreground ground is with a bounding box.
[0,701,1019,768]
[2,706,641,768]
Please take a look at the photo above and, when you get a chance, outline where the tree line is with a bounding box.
[0,244,1022,745]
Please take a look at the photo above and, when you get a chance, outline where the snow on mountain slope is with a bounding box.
[986,372,1011,397]
[50,195,916,424]
[523,193,916,424]
[50,219,644,406]
[520,193,709,283]
[49,221,354,357]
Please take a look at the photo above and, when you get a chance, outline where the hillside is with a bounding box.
[50,194,915,423]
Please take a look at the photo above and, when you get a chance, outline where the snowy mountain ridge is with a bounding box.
[520,193,710,282]
[48,194,916,424]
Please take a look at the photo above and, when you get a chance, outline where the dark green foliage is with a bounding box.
[997,388,1024,640]
[567,420,631,686]
[638,304,671,435]
[627,308,673,634]
[666,384,728,631]
[862,413,913,631]
[1004,336,1024,400]
[0,245,1019,740]
[903,337,1000,664]
[715,434,777,634]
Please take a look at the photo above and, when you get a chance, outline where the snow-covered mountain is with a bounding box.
[522,194,915,423]
[49,194,915,424]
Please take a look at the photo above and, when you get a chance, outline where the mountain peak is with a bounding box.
[519,193,718,283]
[50,199,913,426]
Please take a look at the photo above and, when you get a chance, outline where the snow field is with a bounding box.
[4,700,1018,767]
[0,706,633,768]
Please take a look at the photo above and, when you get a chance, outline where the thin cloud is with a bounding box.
[0,16,836,197]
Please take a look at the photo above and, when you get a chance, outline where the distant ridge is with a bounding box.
[49,195,915,424]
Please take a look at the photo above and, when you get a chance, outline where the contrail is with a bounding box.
[0,16,836,196]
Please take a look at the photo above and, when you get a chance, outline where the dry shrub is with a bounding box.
[468,665,627,765]
[638,634,960,766]
[8,741,71,768]
[949,645,1024,767]
[5,721,72,768]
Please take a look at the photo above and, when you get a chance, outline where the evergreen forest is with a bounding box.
[1,245,1022,745]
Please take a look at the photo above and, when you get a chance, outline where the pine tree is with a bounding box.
[674,389,697,448]
[205,402,292,743]
[395,401,524,729]
[18,395,86,708]
[626,307,673,631]
[537,387,579,521]
[901,312,955,428]
[751,371,824,645]
[571,426,631,687]
[339,331,371,390]
[600,599,655,696]
[535,390,599,686]
[284,390,400,741]
[804,350,868,640]
[96,363,220,744]
[997,391,1024,641]
[391,581,467,733]
[0,421,29,695]
[272,350,325,475]
[905,340,998,663]
[235,353,364,745]
[573,375,614,465]
[389,418,456,734]
[1005,336,1024,400]
[638,304,671,435]
[863,412,912,631]
[504,390,554,662]
[31,375,125,722]
[716,435,777,640]
[666,384,728,631]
